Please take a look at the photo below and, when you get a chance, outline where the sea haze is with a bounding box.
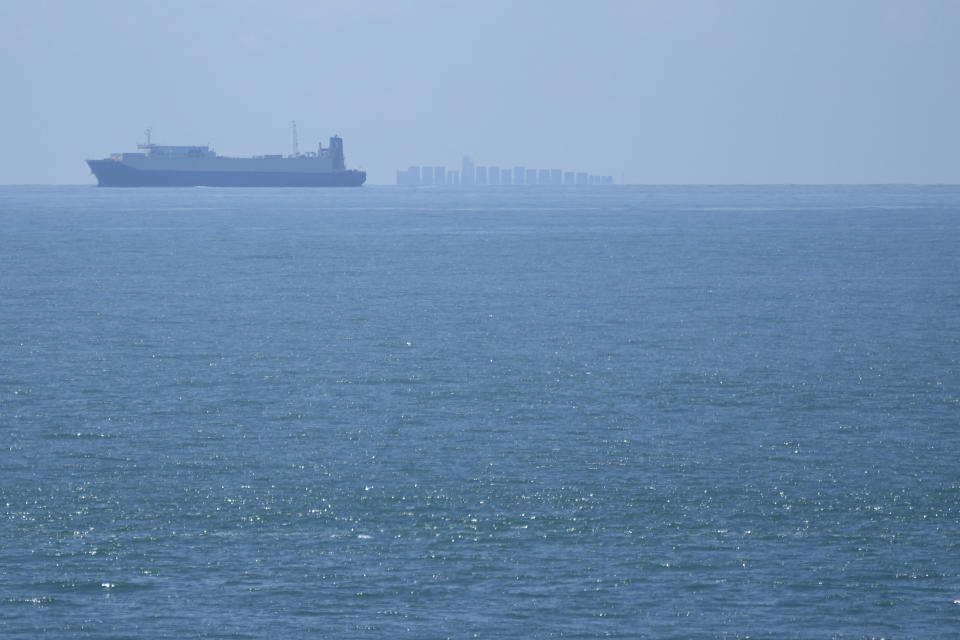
[1,185,959,637]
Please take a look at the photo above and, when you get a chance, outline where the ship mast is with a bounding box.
[291,121,299,157]
[145,128,152,146]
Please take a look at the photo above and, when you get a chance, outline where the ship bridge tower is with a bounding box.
[329,136,345,171]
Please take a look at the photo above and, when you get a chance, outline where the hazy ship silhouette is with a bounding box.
[87,130,365,187]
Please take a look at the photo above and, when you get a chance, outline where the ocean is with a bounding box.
[1,184,959,637]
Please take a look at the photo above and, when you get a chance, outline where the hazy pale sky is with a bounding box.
[1,0,957,184]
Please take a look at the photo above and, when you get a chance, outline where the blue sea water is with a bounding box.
[1,184,959,638]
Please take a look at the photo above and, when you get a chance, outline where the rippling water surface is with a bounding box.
[2,185,959,637]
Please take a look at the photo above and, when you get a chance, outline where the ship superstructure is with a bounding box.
[87,131,365,187]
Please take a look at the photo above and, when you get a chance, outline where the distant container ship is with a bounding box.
[87,130,365,187]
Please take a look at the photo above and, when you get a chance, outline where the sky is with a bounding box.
[0,0,958,184]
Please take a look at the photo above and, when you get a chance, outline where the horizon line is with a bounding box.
[3,182,959,188]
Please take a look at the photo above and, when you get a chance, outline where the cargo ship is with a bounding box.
[87,130,366,187]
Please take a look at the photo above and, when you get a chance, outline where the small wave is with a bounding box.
[5,596,55,605]
[49,432,113,440]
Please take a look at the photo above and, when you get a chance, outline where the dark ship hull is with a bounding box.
[87,160,366,187]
